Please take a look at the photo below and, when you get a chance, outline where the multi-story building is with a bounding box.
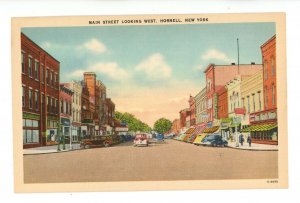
[21,33,60,148]
[81,82,93,138]
[105,98,115,134]
[179,108,189,130]
[216,86,228,119]
[195,87,207,125]
[241,70,264,129]
[243,35,278,145]
[59,84,73,141]
[204,63,263,123]
[96,80,107,134]
[65,81,82,142]
[171,119,180,135]
[188,95,196,126]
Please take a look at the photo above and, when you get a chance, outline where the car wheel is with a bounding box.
[84,144,90,149]
[104,142,110,147]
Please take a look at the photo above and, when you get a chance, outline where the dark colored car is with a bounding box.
[80,135,120,149]
[201,134,228,147]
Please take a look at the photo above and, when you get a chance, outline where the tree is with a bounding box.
[153,118,172,134]
[115,111,151,132]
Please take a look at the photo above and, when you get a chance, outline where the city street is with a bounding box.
[23,139,278,183]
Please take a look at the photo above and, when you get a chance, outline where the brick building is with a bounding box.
[105,98,115,134]
[179,108,190,130]
[171,119,181,135]
[216,86,228,119]
[81,82,93,138]
[21,33,60,148]
[204,63,263,123]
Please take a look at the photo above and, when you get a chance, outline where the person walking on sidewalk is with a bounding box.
[247,135,252,147]
[239,134,244,146]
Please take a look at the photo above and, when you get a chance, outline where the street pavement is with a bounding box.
[23,139,278,183]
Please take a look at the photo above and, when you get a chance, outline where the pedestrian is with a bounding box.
[247,135,252,147]
[239,134,244,146]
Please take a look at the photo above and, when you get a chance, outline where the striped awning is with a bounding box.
[185,127,195,134]
[193,124,207,135]
[241,124,277,132]
[203,126,219,133]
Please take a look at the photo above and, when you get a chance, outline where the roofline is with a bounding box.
[260,34,276,49]
[21,32,60,64]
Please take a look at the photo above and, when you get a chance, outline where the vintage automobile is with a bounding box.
[200,133,228,147]
[80,135,120,149]
[133,134,149,147]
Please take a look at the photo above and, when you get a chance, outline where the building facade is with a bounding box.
[96,80,107,134]
[105,98,115,134]
[81,82,93,138]
[195,87,207,125]
[21,33,60,148]
[179,108,189,130]
[65,81,82,142]
[188,95,196,126]
[60,84,73,142]
[216,86,228,119]
[204,63,263,123]
[171,119,181,135]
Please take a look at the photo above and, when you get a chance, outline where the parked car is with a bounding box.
[193,134,207,145]
[133,134,149,147]
[80,136,113,149]
[201,133,228,147]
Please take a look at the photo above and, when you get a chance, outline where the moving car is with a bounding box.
[200,133,228,147]
[133,134,149,147]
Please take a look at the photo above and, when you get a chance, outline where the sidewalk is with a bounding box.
[23,143,81,155]
[227,141,278,151]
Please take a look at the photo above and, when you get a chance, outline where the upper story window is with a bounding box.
[22,86,26,107]
[264,61,268,80]
[28,57,33,78]
[34,61,39,81]
[29,89,33,109]
[41,64,45,83]
[22,52,25,73]
[271,57,275,76]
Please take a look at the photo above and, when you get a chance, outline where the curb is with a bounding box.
[226,145,278,151]
[23,148,83,155]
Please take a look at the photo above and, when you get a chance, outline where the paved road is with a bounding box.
[23,139,278,183]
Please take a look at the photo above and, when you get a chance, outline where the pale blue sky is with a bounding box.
[22,23,275,126]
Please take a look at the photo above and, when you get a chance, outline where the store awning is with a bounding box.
[203,126,219,133]
[241,124,277,132]
[220,118,232,129]
[185,127,195,134]
[193,124,207,135]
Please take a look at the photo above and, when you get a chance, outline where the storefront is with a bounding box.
[71,122,81,142]
[46,116,59,145]
[23,112,40,148]
[220,118,232,140]
[61,117,71,141]
[241,124,278,145]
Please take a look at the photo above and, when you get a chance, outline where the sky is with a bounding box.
[22,22,275,127]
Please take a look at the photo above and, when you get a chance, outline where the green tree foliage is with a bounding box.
[153,118,172,134]
[115,111,151,132]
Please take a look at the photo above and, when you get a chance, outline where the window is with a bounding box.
[22,52,25,73]
[61,100,63,113]
[56,99,59,114]
[242,98,245,108]
[41,64,44,83]
[258,91,261,111]
[22,86,25,107]
[264,61,268,80]
[252,94,255,113]
[272,84,275,105]
[29,89,33,109]
[47,96,50,111]
[271,57,275,76]
[23,119,39,144]
[28,57,33,77]
[265,87,268,109]
[247,96,250,113]
[50,71,53,87]
[46,68,49,85]
[34,61,39,80]
[35,91,39,111]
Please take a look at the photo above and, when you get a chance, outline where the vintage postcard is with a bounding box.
[12,13,288,192]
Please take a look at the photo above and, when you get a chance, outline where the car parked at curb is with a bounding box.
[201,133,228,147]
[80,135,121,149]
